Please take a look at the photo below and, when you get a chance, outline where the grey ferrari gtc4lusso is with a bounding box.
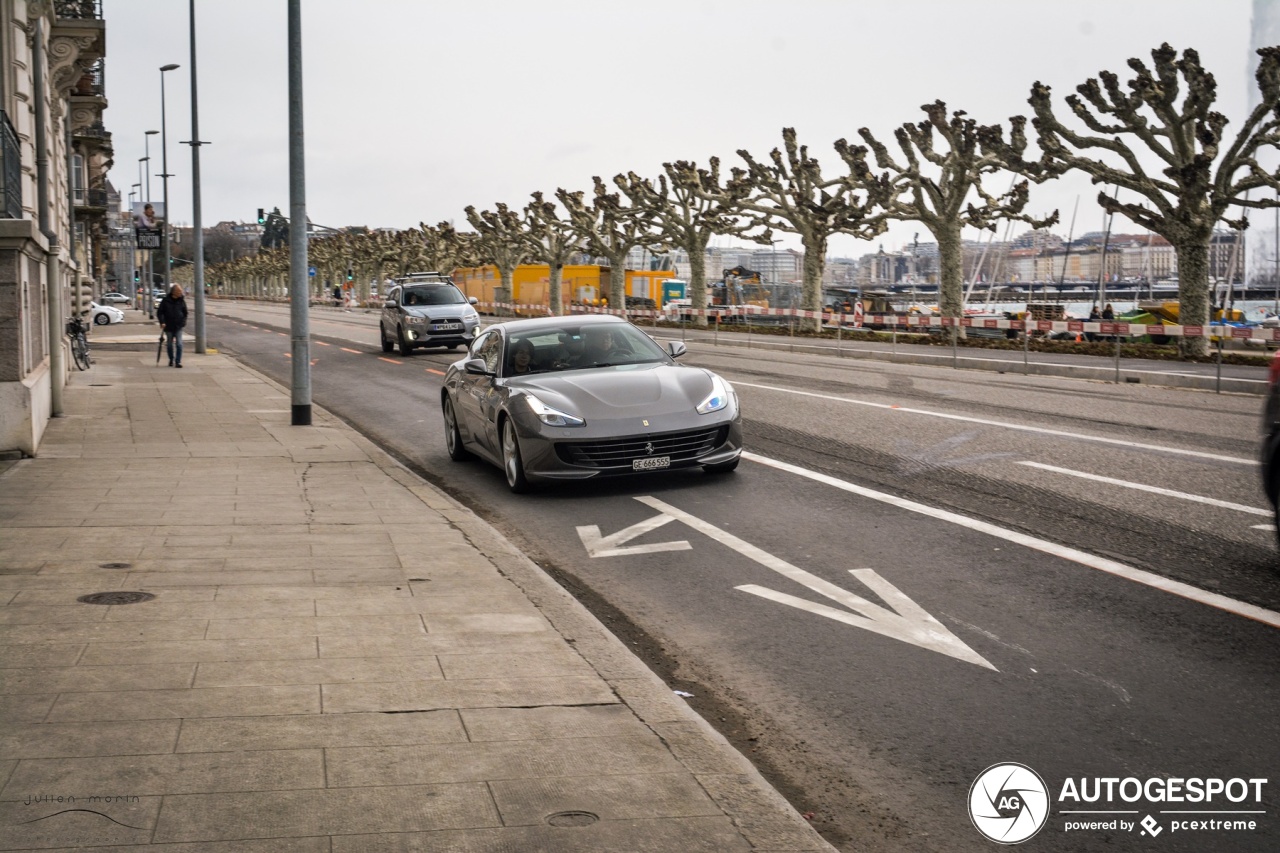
[441,314,742,492]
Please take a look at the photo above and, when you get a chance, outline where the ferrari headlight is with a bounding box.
[696,375,731,415]
[525,393,585,427]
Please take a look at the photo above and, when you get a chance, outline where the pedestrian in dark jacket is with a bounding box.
[157,284,188,367]
[1102,303,1115,320]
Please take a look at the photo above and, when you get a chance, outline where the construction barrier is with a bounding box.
[469,301,1280,342]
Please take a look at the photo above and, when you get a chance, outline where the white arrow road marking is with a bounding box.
[576,511,692,558]
[635,496,996,669]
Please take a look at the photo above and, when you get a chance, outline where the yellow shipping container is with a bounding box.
[452,264,675,314]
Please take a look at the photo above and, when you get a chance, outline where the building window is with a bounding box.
[0,110,21,218]
[72,153,85,205]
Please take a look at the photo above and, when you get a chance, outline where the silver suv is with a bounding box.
[379,273,481,356]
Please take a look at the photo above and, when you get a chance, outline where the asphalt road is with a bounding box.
[205,302,1280,852]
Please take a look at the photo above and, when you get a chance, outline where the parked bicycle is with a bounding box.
[66,314,91,371]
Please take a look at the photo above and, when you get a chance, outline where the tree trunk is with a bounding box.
[548,261,563,316]
[499,262,516,316]
[607,253,627,310]
[937,219,965,342]
[800,231,827,333]
[688,235,709,328]
[1176,240,1210,359]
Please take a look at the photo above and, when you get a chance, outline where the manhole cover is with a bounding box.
[77,591,155,605]
[98,562,133,569]
[546,811,599,827]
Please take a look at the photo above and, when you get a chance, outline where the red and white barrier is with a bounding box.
[469,301,1279,341]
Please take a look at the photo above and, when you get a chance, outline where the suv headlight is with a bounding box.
[405,315,426,325]
[462,309,479,322]
[696,375,732,415]
[525,393,585,427]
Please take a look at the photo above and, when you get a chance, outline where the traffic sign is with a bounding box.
[308,266,316,277]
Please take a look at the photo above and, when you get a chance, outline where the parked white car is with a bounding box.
[88,302,124,326]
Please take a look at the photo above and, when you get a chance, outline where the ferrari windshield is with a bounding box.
[503,323,669,374]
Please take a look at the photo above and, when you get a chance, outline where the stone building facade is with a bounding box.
[0,0,109,455]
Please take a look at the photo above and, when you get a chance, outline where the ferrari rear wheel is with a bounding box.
[501,419,530,493]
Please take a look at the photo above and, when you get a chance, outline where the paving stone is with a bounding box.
[177,711,467,753]
[123,570,314,587]
[0,663,196,694]
[326,735,680,788]
[15,840,327,853]
[103,600,318,621]
[46,685,320,722]
[0,620,209,644]
[1,749,324,798]
[194,656,443,688]
[212,585,410,600]
[460,705,649,743]
[329,816,752,853]
[319,633,566,659]
[489,772,722,825]
[204,615,427,640]
[424,613,552,634]
[0,644,85,668]
[437,651,593,681]
[0,693,56,723]
[0,719,181,759]
[152,783,501,841]
[314,593,534,617]
[78,637,319,666]
[322,677,617,714]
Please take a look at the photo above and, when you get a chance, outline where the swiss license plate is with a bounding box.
[431,323,462,331]
[632,456,671,471]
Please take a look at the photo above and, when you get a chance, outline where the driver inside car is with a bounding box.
[571,327,628,367]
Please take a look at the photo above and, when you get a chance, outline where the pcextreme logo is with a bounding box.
[969,763,1051,844]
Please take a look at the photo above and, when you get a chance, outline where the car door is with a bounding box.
[455,331,502,453]
[381,286,400,336]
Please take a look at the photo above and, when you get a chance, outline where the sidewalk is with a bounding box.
[0,341,832,851]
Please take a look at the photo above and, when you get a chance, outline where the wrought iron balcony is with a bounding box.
[55,0,103,20]
[74,188,108,211]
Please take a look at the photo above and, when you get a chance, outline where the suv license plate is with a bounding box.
[431,323,462,331]
[632,456,670,471]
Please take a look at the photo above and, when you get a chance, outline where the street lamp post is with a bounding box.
[159,64,179,302]
[182,0,210,353]
[142,130,157,318]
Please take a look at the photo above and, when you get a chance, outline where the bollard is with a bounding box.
[1216,336,1223,394]
[836,317,842,356]
[714,312,719,345]
[1114,334,1122,383]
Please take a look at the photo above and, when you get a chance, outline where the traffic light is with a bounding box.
[133,268,140,284]
[257,208,265,225]
[346,269,354,282]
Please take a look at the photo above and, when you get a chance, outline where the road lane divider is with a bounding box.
[378,357,401,365]
[1016,461,1271,516]
[426,368,445,376]
[744,451,1280,629]
[734,381,1256,466]
[340,347,361,354]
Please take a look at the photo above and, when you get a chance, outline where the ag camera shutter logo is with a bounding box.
[969,763,1050,844]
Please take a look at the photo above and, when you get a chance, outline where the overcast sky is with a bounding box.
[103,0,1256,258]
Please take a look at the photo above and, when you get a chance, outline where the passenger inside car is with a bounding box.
[508,339,538,375]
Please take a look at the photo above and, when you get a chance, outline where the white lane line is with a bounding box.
[743,451,1280,629]
[733,381,1256,466]
[1016,461,1272,516]
[1253,524,1276,531]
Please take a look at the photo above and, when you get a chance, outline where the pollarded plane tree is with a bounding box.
[616,160,772,326]
[465,203,529,312]
[1028,44,1280,357]
[842,102,1055,338]
[419,221,480,279]
[522,192,582,316]
[683,127,891,332]
[558,178,657,310]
